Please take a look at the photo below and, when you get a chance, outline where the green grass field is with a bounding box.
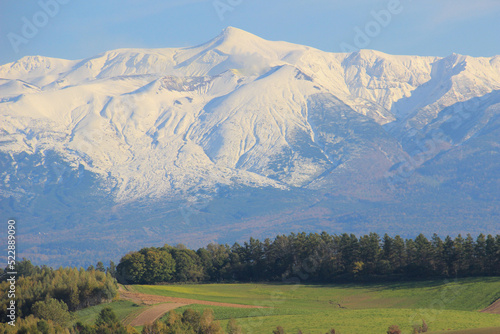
[429,328,500,334]
[129,277,500,334]
[73,300,147,326]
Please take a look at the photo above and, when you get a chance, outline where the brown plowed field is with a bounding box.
[119,286,263,326]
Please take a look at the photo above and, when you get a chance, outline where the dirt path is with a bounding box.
[119,285,264,326]
[128,302,187,326]
[480,298,500,314]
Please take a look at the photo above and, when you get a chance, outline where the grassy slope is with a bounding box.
[429,328,500,334]
[133,277,500,334]
[73,300,147,326]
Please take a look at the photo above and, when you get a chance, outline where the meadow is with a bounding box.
[124,277,500,333]
[73,300,147,326]
[72,277,500,333]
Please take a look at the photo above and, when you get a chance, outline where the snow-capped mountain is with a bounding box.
[1,27,499,265]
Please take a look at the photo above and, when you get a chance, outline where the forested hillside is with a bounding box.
[0,260,117,329]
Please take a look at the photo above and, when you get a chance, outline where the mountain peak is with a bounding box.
[352,49,390,60]
[220,26,256,39]
[213,26,265,49]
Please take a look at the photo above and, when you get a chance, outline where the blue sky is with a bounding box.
[1,0,499,65]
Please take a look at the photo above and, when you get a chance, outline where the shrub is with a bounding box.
[226,318,244,334]
[412,319,429,333]
[387,325,402,334]
[273,326,285,334]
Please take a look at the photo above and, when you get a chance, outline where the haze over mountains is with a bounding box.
[1,27,499,266]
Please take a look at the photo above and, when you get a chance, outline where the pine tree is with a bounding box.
[96,262,106,272]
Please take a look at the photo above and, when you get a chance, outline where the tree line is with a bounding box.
[0,259,117,326]
[0,306,138,334]
[116,232,500,284]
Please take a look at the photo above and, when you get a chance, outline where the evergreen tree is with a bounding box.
[358,233,380,275]
[474,234,487,274]
[414,234,433,276]
[431,234,445,275]
[485,235,497,275]
[107,261,117,278]
[462,234,475,274]
[443,236,458,276]
[96,262,106,272]
[393,235,406,273]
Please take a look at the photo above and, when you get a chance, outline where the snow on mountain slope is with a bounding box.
[0,78,41,99]
[391,54,500,131]
[1,27,499,203]
[340,50,438,120]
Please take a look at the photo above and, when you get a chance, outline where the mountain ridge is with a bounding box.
[0,27,499,266]
[1,27,499,201]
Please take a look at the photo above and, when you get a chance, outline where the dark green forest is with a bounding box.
[2,231,499,333]
[116,232,500,284]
